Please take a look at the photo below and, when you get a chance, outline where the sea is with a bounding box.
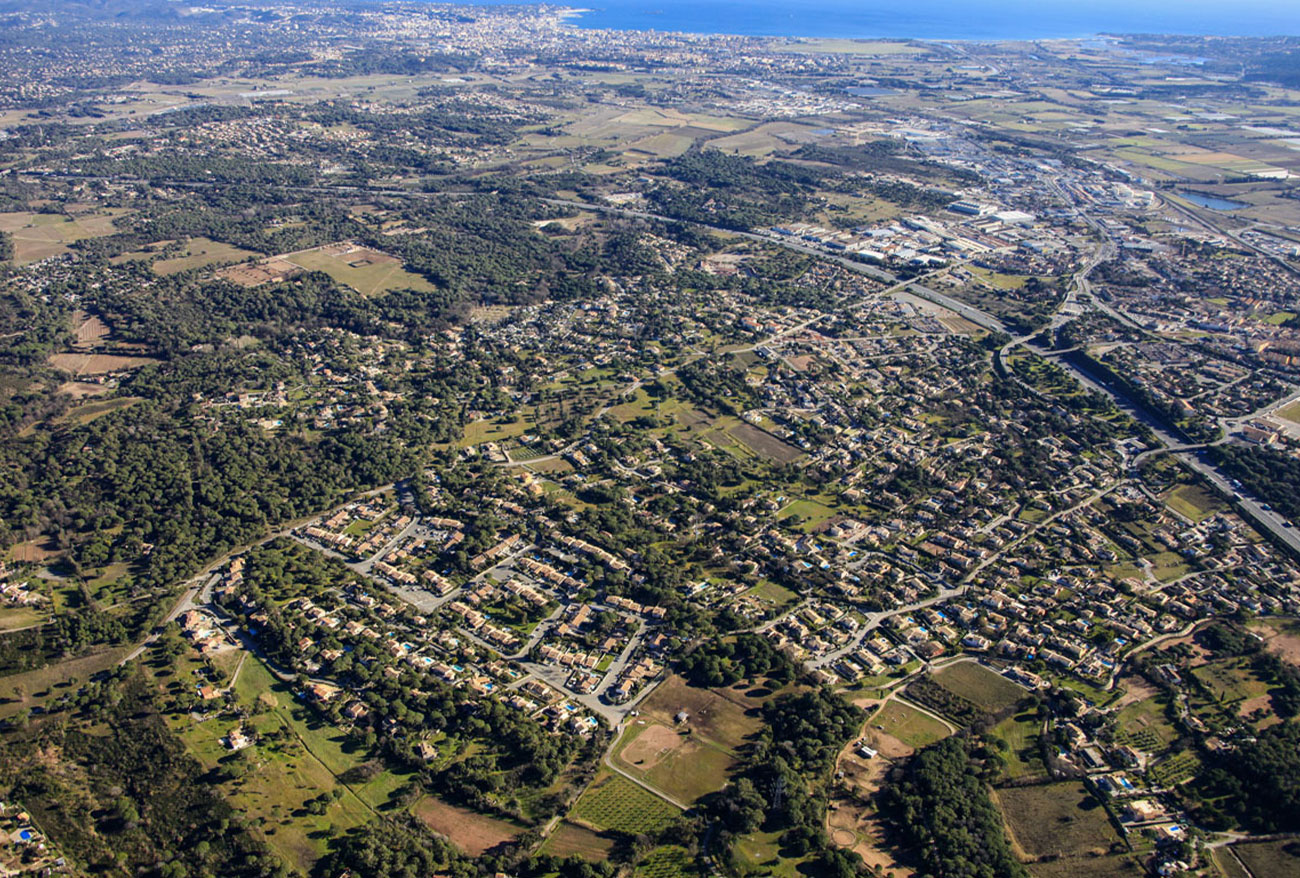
[464,0,1298,40]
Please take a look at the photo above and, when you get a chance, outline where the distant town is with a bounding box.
[1,3,1300,878]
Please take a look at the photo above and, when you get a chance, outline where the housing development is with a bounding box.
[1,4,1300,878]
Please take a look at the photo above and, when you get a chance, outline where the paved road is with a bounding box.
[809,584,966,671]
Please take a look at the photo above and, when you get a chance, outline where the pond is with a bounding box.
[1179,191,1249,211]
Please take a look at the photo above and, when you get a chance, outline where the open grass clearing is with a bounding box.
[151,237,259,275]
[0,644,135,719]
[53,396,141,427]
[169,701,372,872]
[864,700,950,756]
[459,415,535,447]
[994,782,1121,862]
[778,498,837,532]
[0,605,43,632]
[1231,840,1300,878]
[637,673,764,751]
[930,662,1026,714]
[732,828,811,878]
[989,710,1045,780]
[283,243,437,297]
[642,739,736,805]
[1192,658,1271,707]
[1164,483,1225,523]
[1029,853,1146,878]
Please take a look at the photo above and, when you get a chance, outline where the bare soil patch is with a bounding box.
[411,796,521,856]
[8,538,61,562]
[48,353,160,376]
[620,722,685,770]
[1113,675,1159,710]
[638,674,761,751]
[1257,624,1300,666]
[218,257,302,288]
[830,745,915,876]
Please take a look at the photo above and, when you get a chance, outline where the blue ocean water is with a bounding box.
[471,0,1298,40]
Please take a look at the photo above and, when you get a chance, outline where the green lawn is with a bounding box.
[990,711,1045,780]
[870,700,950,749]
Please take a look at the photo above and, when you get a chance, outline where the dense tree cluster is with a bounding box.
[678,633,796,688]
[889,737,1029,878]
[1198,721,1300,832]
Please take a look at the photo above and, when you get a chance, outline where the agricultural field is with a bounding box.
[569,773,680,835]
[47,353,161,376]
[540,821,615,861]
[930,662,1027,714]
[1147,750,1201,787]
[1211,847,1252,878]
[707,122,831,157]
[727,421,804,463]
[636,845,695,878]
[0,209,127,264]
[772,38,928,55]
[994,783,1122,863]
[1112,695,1179,753]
